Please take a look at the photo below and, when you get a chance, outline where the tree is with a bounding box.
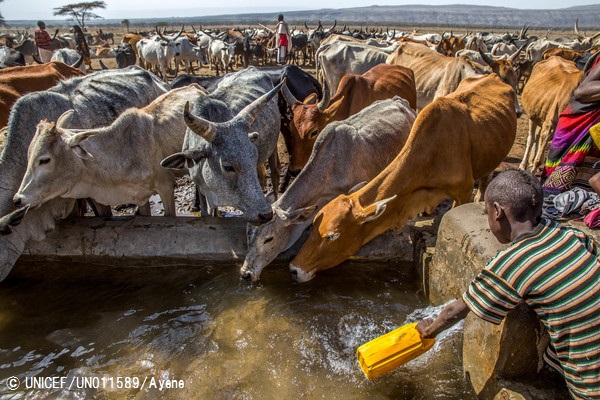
[121,19,130,33]
[53,1,107,30]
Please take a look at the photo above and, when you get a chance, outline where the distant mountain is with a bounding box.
[5,4,600,29]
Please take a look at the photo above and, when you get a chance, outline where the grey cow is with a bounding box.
[0,66,169,281]
[240,96,416,282]
[161,67,282,225]
[14,85,207,216]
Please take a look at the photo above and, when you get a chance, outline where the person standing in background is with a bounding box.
[73,25,92,70]
[34,21,53,63]
[275,14,291,64]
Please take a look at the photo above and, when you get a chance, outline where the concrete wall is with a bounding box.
[426,202,599,399]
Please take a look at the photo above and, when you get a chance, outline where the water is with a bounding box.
[0,261,474,399]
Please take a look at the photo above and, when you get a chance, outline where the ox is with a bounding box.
[121,33,144,56]
[386,41,522,116]
[281,63,416,174]
[51,49,85,72]
[0,61,85,128]
[0,66,169,281]
[115,43,137,69]
[289,74,517,281]
[137,29,183,81]
[174,36,200,75]
[315,41,391,98]
[519,56,583,172]
[14,85,207,216]
[240,97,416,282]
[209,39,236,75]
[0,47,25,68]
[160,67,281,225]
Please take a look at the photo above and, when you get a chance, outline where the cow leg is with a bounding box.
[532,126,555,174]
[158,182,177,217]
[519,119,538,171]
[474,173,493,202]
[89,199,113,217]
[137,202,152,216]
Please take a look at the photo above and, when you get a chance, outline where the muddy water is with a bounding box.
[0,262,474,399]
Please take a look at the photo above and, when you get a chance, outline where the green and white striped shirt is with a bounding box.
[463,218,600,400]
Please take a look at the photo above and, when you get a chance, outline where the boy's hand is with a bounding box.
[416,319,435,339]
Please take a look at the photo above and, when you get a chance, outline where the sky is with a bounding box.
[2,0,600,20]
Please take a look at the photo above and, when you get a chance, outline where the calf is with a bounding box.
[240,97,416,282]
[281,63,416,173]
[210,40,236,75]
[289,74,517,281]
[14,85,207,216]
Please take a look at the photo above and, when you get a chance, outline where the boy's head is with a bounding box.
[37,21,45,29]
[484,169,543,243]
[278,14,284,22]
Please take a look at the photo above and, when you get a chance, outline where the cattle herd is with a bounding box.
[0,20,599,283]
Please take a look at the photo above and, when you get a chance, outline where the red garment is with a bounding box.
[278,34,288,47]
[35,29,53,51]
[584,208,600,228]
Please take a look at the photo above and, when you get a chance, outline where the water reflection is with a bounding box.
[0,262,474,399]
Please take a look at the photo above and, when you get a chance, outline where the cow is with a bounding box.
[96,29,115,45]
[121,33,144,56]
[174,36,200,75]
[160,67,282,225]
[115,43,137,69]
[0,61,85,128]
[240,97,416,282]
[519,56,583,172]
[386,41,522,117]
[51,48,86,73]
[137,30,182,81]
[280,63,416,174]
[0,66,169,282]
[14,84,207,216]
[288,73,517,282]
[315,41,391,98]
[260,65,323,192]
[209,39,236,75]
[0,46,25,68]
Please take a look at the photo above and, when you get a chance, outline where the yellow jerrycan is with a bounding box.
[356,322,435,379]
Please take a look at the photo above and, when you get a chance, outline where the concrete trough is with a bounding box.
[18,215,424,268]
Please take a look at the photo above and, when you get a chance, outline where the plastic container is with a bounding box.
[356,322,435,379]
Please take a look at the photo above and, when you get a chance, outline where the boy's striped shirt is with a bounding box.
[463,218,600,399]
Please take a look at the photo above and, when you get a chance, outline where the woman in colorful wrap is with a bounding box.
[542,53,600,195]
[275,14,291,64]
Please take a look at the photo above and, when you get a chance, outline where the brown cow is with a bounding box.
[288,73,517,282]
[121,33,145,56]
[519,56,583,172]
[541,48,584,62]
[0,62,85,128]
[280,63,416,173]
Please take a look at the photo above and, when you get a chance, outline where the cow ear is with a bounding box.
[359,195,397,223]
[287,204,318,225]
[303,93,318,105]
[161,149,207,170]
[72,145,93,160]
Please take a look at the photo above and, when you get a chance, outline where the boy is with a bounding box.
[417,169,600,399]
[34,21,53,63]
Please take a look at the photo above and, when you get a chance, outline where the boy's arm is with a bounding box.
[416,298,470,339]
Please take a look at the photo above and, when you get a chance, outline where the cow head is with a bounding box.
[13,111,95,209]
[240,204,318,282]
[478,49,523,117]
[288,193,396,282]
[161,80,284,225]
[281,81,338,173]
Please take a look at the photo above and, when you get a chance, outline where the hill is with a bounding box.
[4,4,600,29]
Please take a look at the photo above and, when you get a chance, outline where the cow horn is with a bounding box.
[281,80,301,106]
[174,25,185,39]
[509,43,526,62]
[183,102,216,142]
[32,53,43,64]
[156,26,167,40]
[316,79,330,112]
[478,48,497,68]
[330,20,337,31]
[305,21,310,30]
[56,110,75,130]
[70,53,84,69]
[191,25,197,33]
[237,79,285,126]
[98,59,108,70]
[574,18,584,39]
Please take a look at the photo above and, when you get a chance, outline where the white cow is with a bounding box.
[209,40,236,75]
[137,33,182,81]
[14,84,208,216]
